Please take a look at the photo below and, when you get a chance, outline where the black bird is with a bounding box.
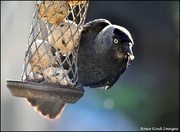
[26,18,134,120]
[77,18,134,89]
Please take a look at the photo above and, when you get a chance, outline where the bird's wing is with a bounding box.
[78,19,115,88]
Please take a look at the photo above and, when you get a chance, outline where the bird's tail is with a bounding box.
[26,98,66,120]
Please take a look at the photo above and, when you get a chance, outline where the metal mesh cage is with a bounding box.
[21,1,89,88]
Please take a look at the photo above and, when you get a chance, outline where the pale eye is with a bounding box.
[114,39,118,44]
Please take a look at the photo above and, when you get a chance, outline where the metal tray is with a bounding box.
[6,80,84,104]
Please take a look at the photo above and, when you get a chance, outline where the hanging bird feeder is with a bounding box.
[7,0,89,103]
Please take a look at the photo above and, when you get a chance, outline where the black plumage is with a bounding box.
[77,18,134,89]
[25,18,134,120]
[26,98,65,120]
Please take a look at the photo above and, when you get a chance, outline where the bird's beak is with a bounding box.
[122,42,135,60]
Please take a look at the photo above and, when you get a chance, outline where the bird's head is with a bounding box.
[99,25,135,60]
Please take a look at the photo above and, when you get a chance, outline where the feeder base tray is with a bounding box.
[6,80,84,104]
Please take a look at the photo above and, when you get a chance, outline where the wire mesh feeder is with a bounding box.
[7,0,89,104]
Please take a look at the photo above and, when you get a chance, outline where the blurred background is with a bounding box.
[1,1,179,131]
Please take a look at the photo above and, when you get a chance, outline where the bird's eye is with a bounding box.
[113,39,118,44]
